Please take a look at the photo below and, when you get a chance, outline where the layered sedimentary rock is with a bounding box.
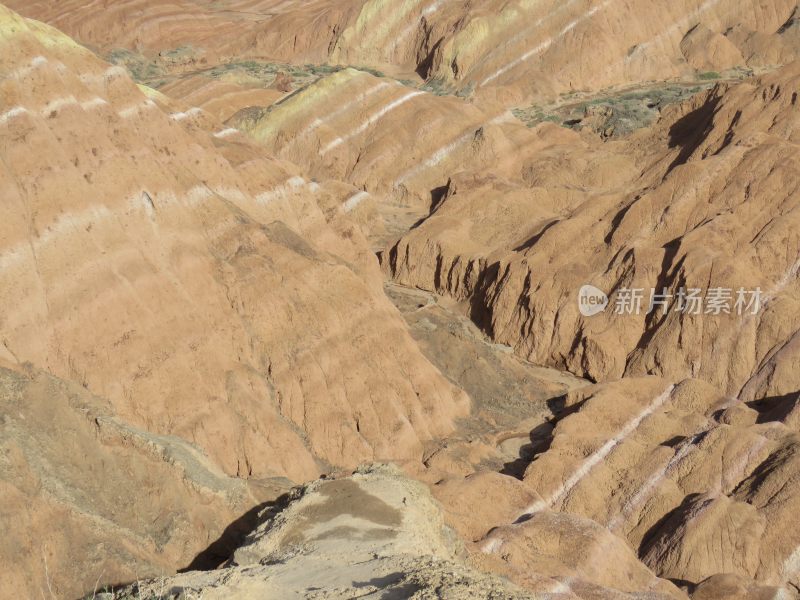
[384,62,800,400]
[229,67,502,206]
[2,0,365,67]
[8,0,799,103]
[0,363,271,598]
[415,0,796,92]
[0,7,475,595]
[727,6,800,67]
[680,23,746,71]
[1,2,474,481]
[3,0,800,599]
[370,59,800,596]
[476,377,800,595]
[158,74,286,122]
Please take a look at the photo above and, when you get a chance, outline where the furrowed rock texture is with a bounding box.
[10,0,799,104]
[384,63,800,399]
[158,74,286,122]
[229,68,506,207]
[0,3,468,500]
[0,4,473,596]
[410,0,797,93]
[480,511,687,599]
[326,0,462,69]
[0,364,269,599]
[679,23,746,72]
[429,469,686,598]
[727,5,800,67]
[476,377,800,594]
[101,465,699,599]
[3,1,800,599]
[2,0,366,66]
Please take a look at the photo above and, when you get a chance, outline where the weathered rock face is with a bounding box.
[725,6,800,68]
[0,363,275,599]
[157,74,286,122]
[680,23,746,71]
[380,284,800,596]
[482,510,687,599]
[7,0,799,104]
[692,573,792,600]
[3,0,800,599]
[2,0,366,66]
[384,62,800,401]
[0,0,469,525]
[420,0,797,92]
[355,59,800,598]
[228,67,501,210]
[472,377,800,595]
[0,5,488,597]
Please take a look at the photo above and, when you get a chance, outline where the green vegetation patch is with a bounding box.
[106,48,165,84]
[421,77,452,96]
[513,81,723,137]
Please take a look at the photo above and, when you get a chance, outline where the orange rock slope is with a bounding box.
[2,0,800,599]
[385,63,800,396]
[6,0,799,101]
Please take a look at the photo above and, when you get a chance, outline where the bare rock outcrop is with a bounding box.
[0,363,269,599]
[0,3,470,486]
[2,1,800,599]
[383,62,800,400]
[472,377,800,594]
[102,465,536,600]
[680,24,746,72]
[9,0,797,104]
[0,6,473,595]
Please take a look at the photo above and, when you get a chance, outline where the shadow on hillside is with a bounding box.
[664,91,723,175]
[181,492,292,571]
[746,391,800,424]
[500,394,587,479]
